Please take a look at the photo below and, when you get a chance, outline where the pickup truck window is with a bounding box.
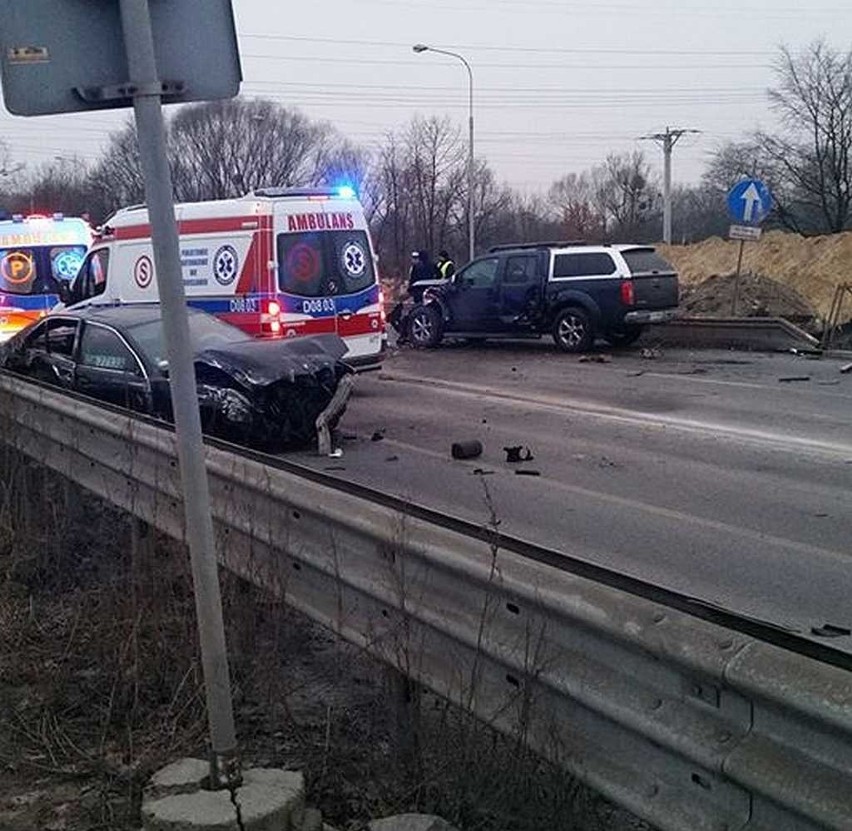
[504,255,538,285]
[553,252,617,278]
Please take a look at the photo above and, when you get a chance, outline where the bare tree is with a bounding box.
[592,151,657,239]
[757,41,852,233]
[88,119,146,216]
[89,99,361,216]
[548,172,605,240]
[367,116,467,277]
[405,116,466,257]
[169,98,347,200]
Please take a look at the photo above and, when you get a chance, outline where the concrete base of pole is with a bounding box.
[142,760,310,831]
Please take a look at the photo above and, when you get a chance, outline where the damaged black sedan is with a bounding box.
[0,305,353,449]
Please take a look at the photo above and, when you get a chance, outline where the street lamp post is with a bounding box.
[413,44,475,261]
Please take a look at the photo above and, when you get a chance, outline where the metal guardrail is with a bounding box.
[651,317,820,352]
[0,373,850,831]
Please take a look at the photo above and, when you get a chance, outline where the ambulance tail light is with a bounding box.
[262,300,283,336]
[620,279,635,306]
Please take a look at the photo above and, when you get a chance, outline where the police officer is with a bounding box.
[436,249,455,280]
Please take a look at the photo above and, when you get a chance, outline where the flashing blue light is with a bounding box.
[336,185,356,199]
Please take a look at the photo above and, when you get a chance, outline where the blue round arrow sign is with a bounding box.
[726,178,774,225]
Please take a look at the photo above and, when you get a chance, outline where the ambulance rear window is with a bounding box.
[277,231,374,297]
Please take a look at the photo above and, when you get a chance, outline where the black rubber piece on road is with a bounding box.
[504,445,534,463]
[451,440,483,460]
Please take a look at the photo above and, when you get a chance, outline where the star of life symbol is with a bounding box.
[213,245,239,286]
[341,241,366,277]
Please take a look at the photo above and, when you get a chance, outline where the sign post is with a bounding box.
[0,0,242,789]
[726,178,773,316]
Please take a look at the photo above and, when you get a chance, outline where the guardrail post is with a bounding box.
[387,665,422,776]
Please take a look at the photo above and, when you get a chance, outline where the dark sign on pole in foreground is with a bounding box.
[0,0,241,115]
[0,0,243,789]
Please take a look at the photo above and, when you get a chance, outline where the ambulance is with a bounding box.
[65,187,386,370]
[0,213,91,341]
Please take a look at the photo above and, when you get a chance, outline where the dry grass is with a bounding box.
[0,448,645,831]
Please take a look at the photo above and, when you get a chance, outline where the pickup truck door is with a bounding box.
[448,256,501,331]
[497,253,544,328]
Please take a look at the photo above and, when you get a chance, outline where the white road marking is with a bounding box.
[379,371,852,460]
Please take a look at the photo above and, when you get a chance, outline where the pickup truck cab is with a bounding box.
[407,241,679,352]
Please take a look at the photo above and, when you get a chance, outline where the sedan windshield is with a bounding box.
[126,312,246,366]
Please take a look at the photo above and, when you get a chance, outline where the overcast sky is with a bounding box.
[2,1,851,196]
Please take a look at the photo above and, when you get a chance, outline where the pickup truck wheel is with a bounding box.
[606,326,644,347]
[552,307,593,353]
[408,304,443,348]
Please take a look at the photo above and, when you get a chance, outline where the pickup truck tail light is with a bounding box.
[620,279,635,306]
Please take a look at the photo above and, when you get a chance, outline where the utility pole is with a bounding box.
[640,127,700,244]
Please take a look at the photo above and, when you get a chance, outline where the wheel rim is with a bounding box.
[410,312,433,343]
[558,314,585,347]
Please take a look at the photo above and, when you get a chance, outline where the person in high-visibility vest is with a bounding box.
[436,249,455,280]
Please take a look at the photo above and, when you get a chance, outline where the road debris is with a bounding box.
[811,623,852,638]
[451,440,483,460]
[627,370,646,377]
[789,347,823,358]
[385,455,399,462]
[371,429,386,441]
[640,347,662,360]
[778,375,811,383]
[515,469,541,477]
[504,445,534,463]
[579,354,612,363]
[471,468,494,476]
[328,448,343,459]
[841,362,852,374]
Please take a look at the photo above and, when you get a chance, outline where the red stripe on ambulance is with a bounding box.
[115,216,261,241]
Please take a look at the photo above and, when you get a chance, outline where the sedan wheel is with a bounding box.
[553,307,593,353]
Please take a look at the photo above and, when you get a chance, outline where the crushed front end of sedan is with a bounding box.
[193,333,354,450]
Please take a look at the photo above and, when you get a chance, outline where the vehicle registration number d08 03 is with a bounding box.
[302,298,336,315]
[229,297,260,314]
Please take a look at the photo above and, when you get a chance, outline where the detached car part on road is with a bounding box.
[405,241,679,352]
[0,305,353,450]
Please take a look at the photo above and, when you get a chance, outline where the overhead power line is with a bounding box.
[240,33,774,57]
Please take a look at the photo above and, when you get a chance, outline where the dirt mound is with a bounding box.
[659,230,852,321]
[679,272,817,324]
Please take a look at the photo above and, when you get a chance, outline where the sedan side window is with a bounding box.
[461,257,499,289]
[79,325,142,375]
[45,319,79,357]
[22,321,49,351]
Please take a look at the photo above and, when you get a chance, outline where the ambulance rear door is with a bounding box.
[274,194,383,368]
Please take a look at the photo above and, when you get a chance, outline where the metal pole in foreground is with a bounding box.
[118,0,238,788]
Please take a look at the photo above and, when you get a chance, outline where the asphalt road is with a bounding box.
[295,340,852,647]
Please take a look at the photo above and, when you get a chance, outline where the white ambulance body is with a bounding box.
[66,187,385,370]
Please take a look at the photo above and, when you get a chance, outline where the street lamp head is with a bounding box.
[412,43,429,53]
